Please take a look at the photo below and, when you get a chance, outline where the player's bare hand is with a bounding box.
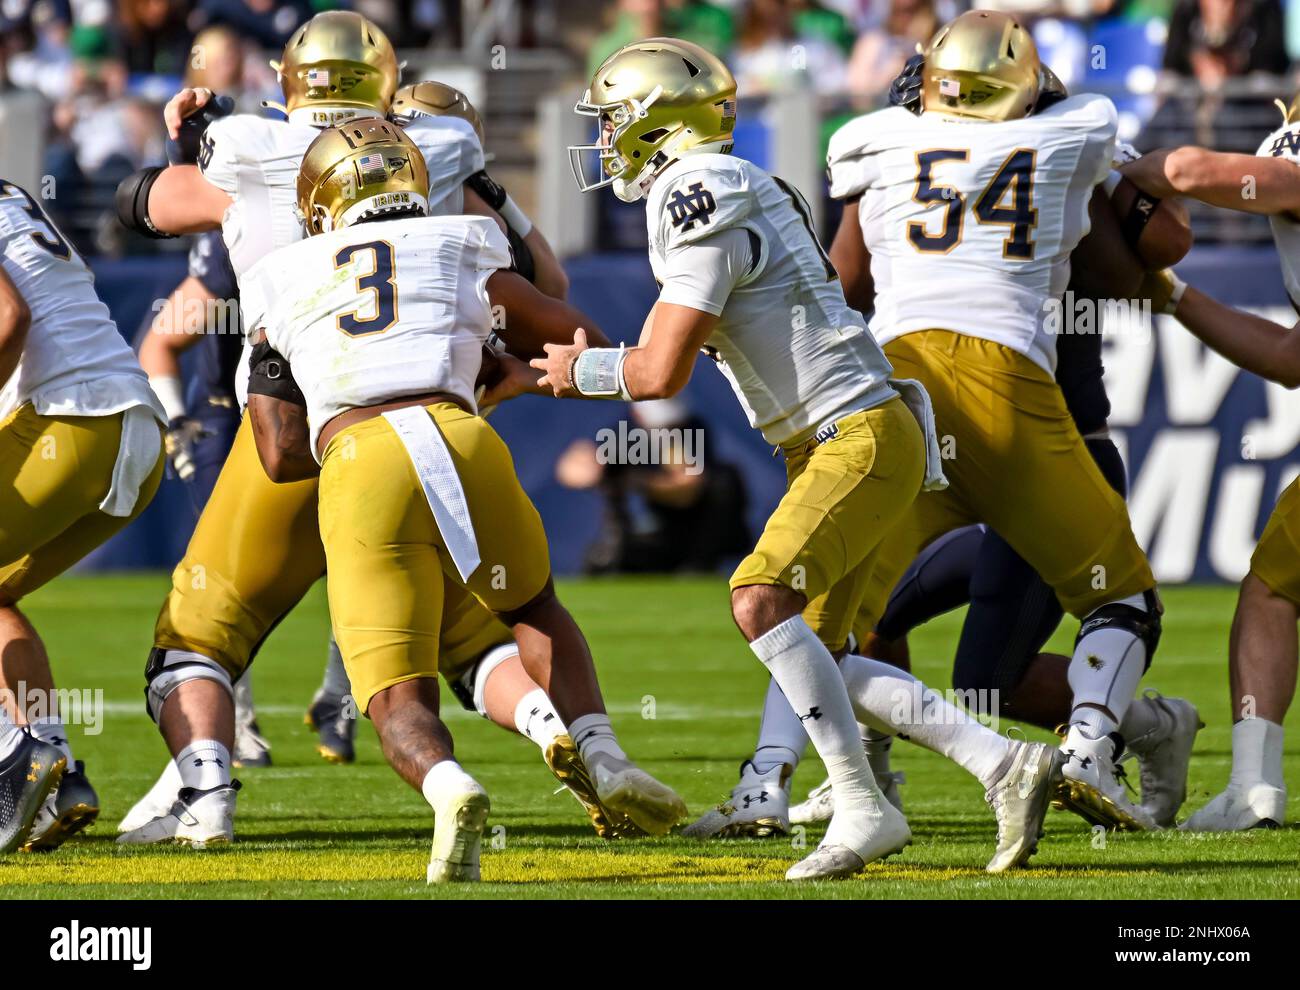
[531,327,589,398]
[164,88,215,140]
[479,351,546,407]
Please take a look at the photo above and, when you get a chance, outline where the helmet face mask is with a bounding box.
[568,38,737,203]
[297,119,430,235]
[271,11,399,121]
[921,10,1041,123]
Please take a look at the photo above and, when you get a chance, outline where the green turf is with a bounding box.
[1,575,1296,899]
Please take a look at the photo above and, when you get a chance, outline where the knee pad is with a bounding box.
[451,641,519,717]
[145,647,234,723]
[1077,589,1163,671]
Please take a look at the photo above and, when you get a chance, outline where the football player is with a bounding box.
[808,10,1168,832]
[493,37,1061,879]
[751,66,1201,835]
[114,11,623,844]
[0,179,167,851]
[136,232,277,769]
[1117,95,1300,829]
[240,120,685,880]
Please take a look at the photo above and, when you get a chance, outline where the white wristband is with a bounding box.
[572,345,632,399]
[1166,274,1187,314]
[498,194,533,238]
[150,374,187,422]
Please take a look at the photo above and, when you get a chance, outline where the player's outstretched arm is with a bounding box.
[1122,147,1300,217]
[530,304,717,402]
[0,264,31,390]
[485,269,609,357]
[829,195,874,314]
[1167,282,1300,388]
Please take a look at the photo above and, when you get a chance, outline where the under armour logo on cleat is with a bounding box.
[742,793,769,808]
[798,707,823,723]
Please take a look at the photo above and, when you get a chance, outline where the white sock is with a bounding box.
[320,635,352,700]
[421,758,480,810]
[749,617,884,847]
[568,713,628,765]
[233,676,255,732]
[750,676,808,774]
[514,688,566,749]
[0,707,23,761]
[840,654,1014,787]
[1229,717,1286,791]
[175,740,231,791]
[29,715,73,765]
[864,728,894,777]
[1068,597,1149,735]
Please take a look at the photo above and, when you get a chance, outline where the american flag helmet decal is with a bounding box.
[306,68,331,87]
[358,152,387,185]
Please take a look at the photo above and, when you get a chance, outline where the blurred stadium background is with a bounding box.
[2,0,1298,583]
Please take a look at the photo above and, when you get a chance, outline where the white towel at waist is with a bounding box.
[888,378,949,492]
[99,404,164,517]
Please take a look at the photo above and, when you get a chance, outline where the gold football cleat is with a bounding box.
[544,734,647,840]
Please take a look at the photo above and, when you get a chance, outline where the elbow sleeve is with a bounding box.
[115,167,178,239]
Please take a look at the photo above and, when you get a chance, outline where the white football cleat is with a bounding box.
[118,760,183,833]
[683,761,791,838]
[984,741,1061,873]
[789,769,904,824]
[116,782,240,848]
[586,752,687,837]
[426,777,491,883]
[785,800,911,881]
[1126,692,1203,827]
[1054,726,1157,831]
[1181,783,1285,832]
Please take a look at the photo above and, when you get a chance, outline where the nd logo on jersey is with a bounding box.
[1271,130,1300,157]
[667,182,717,232]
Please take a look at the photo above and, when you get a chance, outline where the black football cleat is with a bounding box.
[0,733,66,854]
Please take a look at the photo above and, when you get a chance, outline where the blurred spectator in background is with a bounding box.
[845,0,937,105]
[183,25,273,112]
[588,0,736,76]
[2,0,77,98]
[1140,0,1290,156]
[188,0,320,49]
[557,399,751,575]
[733,0,850,95]
[1163,0,1288,83]
[114,0,192,79]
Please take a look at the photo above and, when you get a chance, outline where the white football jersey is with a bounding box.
[0,183,163,423]
[646,154,896,445]
[827,94,1117,375]
[1256,118,1300,310]
[241,215,511,458]
[197,108,485,404]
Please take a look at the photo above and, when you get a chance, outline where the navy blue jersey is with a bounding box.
[186,231,243,406]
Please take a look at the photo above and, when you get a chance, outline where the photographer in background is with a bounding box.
[557,399,751,575]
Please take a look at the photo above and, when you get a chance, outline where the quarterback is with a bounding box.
[493,37,1061,879]
[1119,96,1300,830]
[239,120,684,880]
[0,179,166,852]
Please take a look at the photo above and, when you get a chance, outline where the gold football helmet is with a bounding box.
[922,10,1041,122]
[297,118,429,234]
[569,37,737,203]
[271,11,399,119]
[390,81,485,145]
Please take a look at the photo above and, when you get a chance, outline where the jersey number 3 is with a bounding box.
[334,240,398,336]
[907,149,1038,259]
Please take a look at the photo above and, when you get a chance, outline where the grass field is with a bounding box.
[1,574,1296,900]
